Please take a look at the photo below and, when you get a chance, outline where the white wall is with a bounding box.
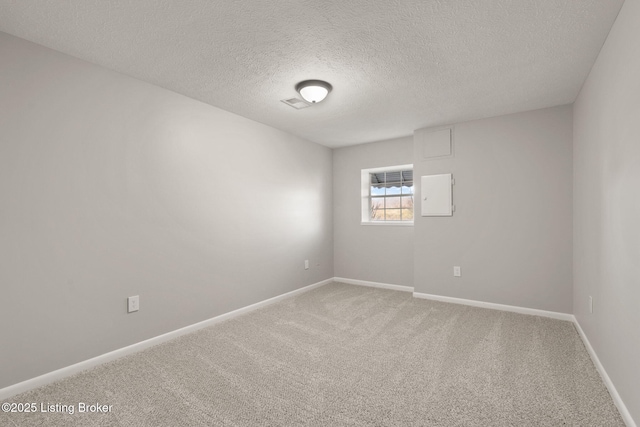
[333,137,414,287]
[0,33,333,389]
[413,106,574,313]
[573,0,640,422]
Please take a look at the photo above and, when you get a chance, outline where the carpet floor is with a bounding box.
[1,282,625,426]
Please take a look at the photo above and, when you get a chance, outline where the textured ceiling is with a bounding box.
[0,0,625,147]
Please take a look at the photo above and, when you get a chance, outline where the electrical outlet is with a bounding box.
[304,260,309,270]
[453,266,461,277]
[127,295,139,313]
[589,296,593,313]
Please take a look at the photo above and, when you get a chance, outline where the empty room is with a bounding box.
[0,1,638,426]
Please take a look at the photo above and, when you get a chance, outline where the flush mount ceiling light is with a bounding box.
[295,80,332,104]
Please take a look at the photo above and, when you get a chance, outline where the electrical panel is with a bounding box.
[421,173,453,216]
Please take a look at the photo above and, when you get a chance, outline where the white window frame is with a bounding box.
[361,164,414,226]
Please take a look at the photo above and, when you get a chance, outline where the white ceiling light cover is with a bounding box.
[296,80,332,103]
[299,86,327,103]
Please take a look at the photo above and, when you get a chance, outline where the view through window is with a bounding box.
[369,169,414,221]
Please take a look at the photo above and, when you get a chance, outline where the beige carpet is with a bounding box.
[1,282,625,426]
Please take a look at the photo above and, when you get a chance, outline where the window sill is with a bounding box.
[361,221,414,227]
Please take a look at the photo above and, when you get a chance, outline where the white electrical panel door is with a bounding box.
[421,174,453,216]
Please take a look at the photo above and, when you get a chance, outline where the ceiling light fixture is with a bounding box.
[295,80,332,104]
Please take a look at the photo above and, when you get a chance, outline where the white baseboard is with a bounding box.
[412,292,574,321]
[573,318,636,427]
[0,278,333,401]
[333,277,414,293]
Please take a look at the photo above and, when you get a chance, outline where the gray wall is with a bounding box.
[573,0,640,421]
[0,33,333,389]
[333,106,574,315]
[413,106,574,313]
[333,137,414,287]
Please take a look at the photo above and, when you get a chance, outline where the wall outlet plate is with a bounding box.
[128,296,139,313]
[453,266,461,277]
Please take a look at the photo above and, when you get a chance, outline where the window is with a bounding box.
[361,164,414,224]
